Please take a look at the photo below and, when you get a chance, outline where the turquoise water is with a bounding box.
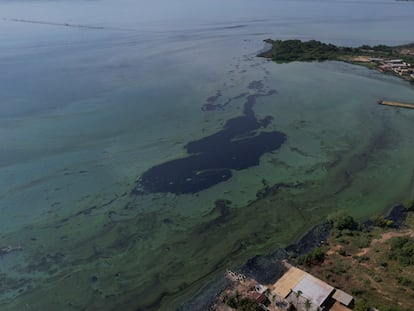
[1,0,414,310]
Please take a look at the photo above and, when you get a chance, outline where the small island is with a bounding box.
[259,39,414,84]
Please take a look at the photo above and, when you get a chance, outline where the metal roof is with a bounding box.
[332,289,354,306]
[272,267,306,298]
[291,274,334,307]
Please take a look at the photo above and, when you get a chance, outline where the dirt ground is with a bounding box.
[303,213,414,310]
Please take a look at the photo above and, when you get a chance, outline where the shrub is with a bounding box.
[354,298,369,311]
[403,198,414,210]
[328,212,358,231]
[297,247,327,266]
[338,248,347,256]
[355,255,369,263]
[396,276,414,290]
[373,275,383,283]
[226,296,262,311]
[342,229,354,237]
[350,288,365,296]
[356,236,371,248]
[371,215,394,228]
[329,262,350,275]
[363,279,371,287]
[378,259,388,268]
[238,298,262,311]
[396,276,411,286]
[389,237,414,266]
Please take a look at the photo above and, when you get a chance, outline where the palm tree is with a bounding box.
[304,299,312,311]
[294,290,302,309]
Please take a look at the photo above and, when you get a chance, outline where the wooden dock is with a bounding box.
[378,100,414,109]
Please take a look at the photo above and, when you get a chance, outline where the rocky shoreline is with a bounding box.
[178,203,409,310]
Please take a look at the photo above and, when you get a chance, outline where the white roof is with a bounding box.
[333,289,354,306]
[255,284,268,294]
[389,63,407,67]
[292,274,334,307]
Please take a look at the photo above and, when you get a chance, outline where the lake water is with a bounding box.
[1,0,414,310]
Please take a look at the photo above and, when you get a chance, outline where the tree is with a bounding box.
[371,214,394,228]
[327,211,358,230]
[294,290,302,309]
[297,247,326,266]
[304,299,312,311]
[389,236,414,266]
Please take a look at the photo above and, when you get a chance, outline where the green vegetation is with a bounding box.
[405,212,414,229]
[403,198,414,210]
[303,211,414,311]
[338,248,347,256]
[226,293,262,311]
[389,236,414,266]
[259,39,414,65]
[396,276,414,290]
[297,246,327,266]
[354,298,370,311]
[259,39,340,62]
[327,211,359,231]
[259,39,414,85]
[371,214,394,228]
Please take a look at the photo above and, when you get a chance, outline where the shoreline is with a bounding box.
[179,204,409,310]
[176,39,414,309]
[259,39,414,86]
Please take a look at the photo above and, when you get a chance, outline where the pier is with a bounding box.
[378,100,414,109]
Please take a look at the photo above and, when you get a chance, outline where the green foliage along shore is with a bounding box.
[259,39,414,64]
[389,236,414,266]
[259,39,341,62]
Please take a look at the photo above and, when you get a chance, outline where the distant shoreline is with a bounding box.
[258,39,414,85]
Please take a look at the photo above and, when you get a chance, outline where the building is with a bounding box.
[386,59,404,64]
[333,289,354,308]
[272,267,354,311]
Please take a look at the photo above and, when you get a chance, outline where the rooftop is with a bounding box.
[333,289,354,306]
[272,266,354,311]
[291,274,334,308]
[272,267,306,298]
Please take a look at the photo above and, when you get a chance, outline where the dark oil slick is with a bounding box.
[135,81,286,195]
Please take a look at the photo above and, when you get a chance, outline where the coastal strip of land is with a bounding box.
[378,100,414,109]
[208,205,414,311]
[259,39,414,84]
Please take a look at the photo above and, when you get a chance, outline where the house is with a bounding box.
[386,59,404,64]
[289,274,334,310]
[398,69,410,75]
[271,267,354,311]
[333,289,354,308]
[388,62,407,69]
